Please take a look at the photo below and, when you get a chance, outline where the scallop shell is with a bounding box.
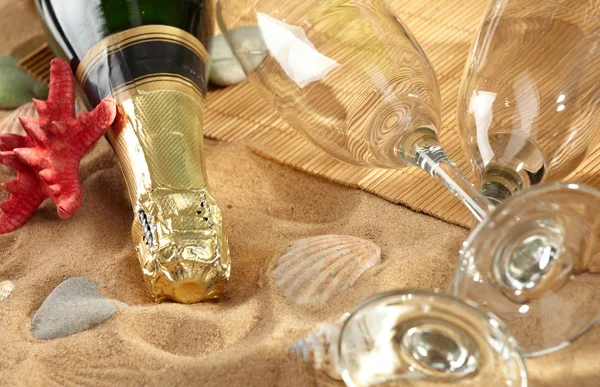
[0,280,15,301]
[271,235,381,304]
[291,314,348,380]
[292,310,402,383]
[0,98,88,136]
[1,102,35,172]
[0,101,35,137]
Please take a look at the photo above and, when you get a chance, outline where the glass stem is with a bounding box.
[399,127,496,223]
[415,147,495,222]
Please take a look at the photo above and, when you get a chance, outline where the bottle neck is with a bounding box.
[36,0,212,64]
[73,25,209,108]
[108,90,208,205]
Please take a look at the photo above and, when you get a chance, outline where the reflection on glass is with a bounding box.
[458,0,600,203]
[217,0,600,378]
[452,182,600,356]
[339,290,527,386]
[256,12,340,88]
[217,0,495,222]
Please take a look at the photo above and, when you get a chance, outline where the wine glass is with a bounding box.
[337,182,600,385]
[216,0,495,222]
[452,182,600,356]
[338,289,527,386]
[458,0,600,204]
[217,0,600,359]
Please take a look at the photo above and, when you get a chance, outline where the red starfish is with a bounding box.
[0,58,117,233]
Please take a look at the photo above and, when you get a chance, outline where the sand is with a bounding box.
[0,138,599,386]
[1,1,600,386]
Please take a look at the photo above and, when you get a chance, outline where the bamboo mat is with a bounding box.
[16,0,600,228]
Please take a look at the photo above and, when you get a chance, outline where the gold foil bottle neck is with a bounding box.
[72,24,228,303]
[110,90,231,303]
[132,188,230,303]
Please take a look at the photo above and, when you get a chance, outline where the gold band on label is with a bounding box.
[78,27,230,304]
[76,25,209,93]
[110,73,205,104]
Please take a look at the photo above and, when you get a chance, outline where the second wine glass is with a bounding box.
[452,182,600,356]
[337,182,600,386]
[458,0,600,203]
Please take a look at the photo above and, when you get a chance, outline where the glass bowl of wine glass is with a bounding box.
[216,0,495,221]
[458,0,600,204]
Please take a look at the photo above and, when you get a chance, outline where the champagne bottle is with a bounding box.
[36,0,230,304]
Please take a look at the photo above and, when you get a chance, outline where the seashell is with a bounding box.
[271,235,381,304]
[293,309,403,383]
[0,101,35,137]
[291,314,348,380]
[0,98,88,138]
[0,280,15,301]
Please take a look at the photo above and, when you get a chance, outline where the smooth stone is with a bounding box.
[209,26,267,87]
[31,277,124,340]
[0,55,48,109]
[0,56,18,68]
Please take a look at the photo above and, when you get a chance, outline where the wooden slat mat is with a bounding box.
[18,42,52,84]
[17,0,599,228]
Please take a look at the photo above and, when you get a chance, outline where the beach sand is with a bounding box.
[1,138,599,386]
[1,1,600,386]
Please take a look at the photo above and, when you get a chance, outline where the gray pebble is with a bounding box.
[210,26,267,87]
[31,278,124,340]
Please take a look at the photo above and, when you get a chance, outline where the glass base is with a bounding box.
[453,183,600,356]
[339,290,527,386]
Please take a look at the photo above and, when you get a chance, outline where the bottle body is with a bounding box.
[36,0,231,304]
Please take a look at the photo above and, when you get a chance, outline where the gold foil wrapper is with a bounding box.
[110,90,230,303]
[74,25,229,303]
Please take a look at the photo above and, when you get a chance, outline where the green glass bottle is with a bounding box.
[36,0,231,304]
[37,0,213,106]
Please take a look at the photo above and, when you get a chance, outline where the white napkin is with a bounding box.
[256,12,340,89]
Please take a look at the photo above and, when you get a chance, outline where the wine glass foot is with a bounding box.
[399,321,478,378]
[493,218,567,303]
[338,289,527,386]
[454,182,600,356]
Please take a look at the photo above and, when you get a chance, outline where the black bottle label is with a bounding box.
[76,25,209,106]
